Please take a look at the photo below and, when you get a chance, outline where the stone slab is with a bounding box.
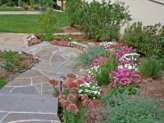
[0,87,13,94]
[0,112,7,120]
[34,64,73,74]
[11,86,39,95]
[1,113,60,123]
[0,94,58,113]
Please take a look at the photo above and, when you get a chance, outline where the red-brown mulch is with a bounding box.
[141,78,164,100]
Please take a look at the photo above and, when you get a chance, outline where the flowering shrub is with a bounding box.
[49,73,94,123]
[87,66,100,76]
[118,63,139,72]
[82,75,97,83]
[78,82,101,99]
[110,68,142,94]
[89,56,108,68]
[119,53,140,62]
[107,43,134,59]
[99,41,117,49]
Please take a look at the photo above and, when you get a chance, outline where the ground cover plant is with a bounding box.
[0,50,38,83]
[0,12,70,33]
[104,96,164,123]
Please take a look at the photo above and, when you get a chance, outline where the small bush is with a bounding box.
[66,0,130,40]
[125,22,164,57]
[0,80,6,89]
[79,46,110,67]
[140,57,161,79]
[104,97,164,123]
[36,7,56,39]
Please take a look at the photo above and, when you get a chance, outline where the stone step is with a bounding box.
[20,42,52,55]
[0,94,60,123]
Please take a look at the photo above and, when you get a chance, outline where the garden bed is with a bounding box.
[48,41,164,123]
[0,51,38,88]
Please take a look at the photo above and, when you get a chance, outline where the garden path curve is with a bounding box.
[0,39,82,123]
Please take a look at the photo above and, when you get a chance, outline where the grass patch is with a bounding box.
[140,57,162,79]
[0,80,6,89]
[0,7,25,11]
[0,12,70,33]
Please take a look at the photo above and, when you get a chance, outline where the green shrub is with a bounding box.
[125,22,164,57]
[36,7,56,40]
[65,0,82,26]
[104,97,164,123]
[140,57,161,79]
[93,55,118,85]
[21,2,29,10]
[43,33,55,41]
[66,0,130,40]
[79,46,110,67]
[0,80,6,89]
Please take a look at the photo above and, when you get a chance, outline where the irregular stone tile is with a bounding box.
[50,55,65,65]
[17,70,42,78]
[0,87,13,94]
[40,71,60,80]
[0,112,8,120]
[7,78,31,87]
[34,64,73,74]
[32,76,49,85]
[1,113,60,123]
[0,94,58,113]
[11,86,39,95]
[42,84,54,95]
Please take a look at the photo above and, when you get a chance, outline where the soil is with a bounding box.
[141,78,164,100]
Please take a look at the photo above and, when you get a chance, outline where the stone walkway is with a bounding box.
[0,36,82,122]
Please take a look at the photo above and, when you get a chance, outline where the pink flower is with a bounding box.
[82,94,89,100]
[82,99,93,107]
[67,94,76,101]
[66,103,79,114]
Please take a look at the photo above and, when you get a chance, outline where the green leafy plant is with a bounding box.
[93,55,118,85]
[0,80,6,89]
[140,56,161,79]
[125,22,164,57]
[65,0,82,26]
[79,46,110,67]
[36,7,56,40]
[66,0,130,40]
[104,97,164,123]
[102,89,129,107]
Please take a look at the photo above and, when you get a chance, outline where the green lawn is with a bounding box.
[0,80,6,89]
[0,7,25,11]
[0,12,70,33]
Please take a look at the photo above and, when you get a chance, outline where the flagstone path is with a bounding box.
[0,39,83,122]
